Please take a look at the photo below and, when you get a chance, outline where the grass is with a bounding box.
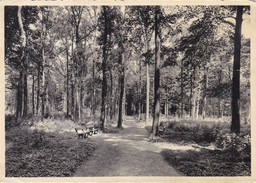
[5,117,98,177]
[149,118,251,176]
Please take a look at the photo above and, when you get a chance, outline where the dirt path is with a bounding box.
[74,117,182,176]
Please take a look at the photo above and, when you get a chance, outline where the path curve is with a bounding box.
[74,117,182,176]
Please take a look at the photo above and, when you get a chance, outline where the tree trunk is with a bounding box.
[16,71,23,119]
[218,69,222,118]
[138,59,142,121]
[189,71,193,117]
[23,54,28,118]
[110,68,113,120]
[146,37,150,125]
[16,6,27,120]
[202,67,208,119]
[195,84,201,120]
[36,65,40,115]
[41,41,46,119]
[152,7,161,137]
[180,59,184,118]
[100,7,108,131]
[41,7,46,120]
[231,6,243,134]
[117,53,125,128]
[66,48,69,116]
[71,33,75,120]
[32,73,35,115]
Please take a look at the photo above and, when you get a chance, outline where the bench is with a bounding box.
[86,121,99,135]
[75,128,90,139]
[75,121,99,139]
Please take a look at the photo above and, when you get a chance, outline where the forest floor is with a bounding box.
[75,117,182,176]
[5,115,250,177]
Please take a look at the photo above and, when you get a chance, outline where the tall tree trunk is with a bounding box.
[32,73,35,115]
[180,59,184,118]
[92,57,96,119]
[110,68,113,120]
[100,7,108,131]
[74,23,81,123]
[202,67,208,119]
[36,65,40,115]
[152,7,161,137]
[218,69,222,118]
[138,59,142,121]
[195,84,201,120]
[16,6,27,120]
[41,7,46,120]
[23,55,28,117]
[117,52,125,128]
[165,87,168,117]
[41,39,45,119]
[71,33,75,120]
[66,48,69,116]
[189,70,193,117]
[231,6,243,134]
[146,36,150,124]
[16,71,23,119]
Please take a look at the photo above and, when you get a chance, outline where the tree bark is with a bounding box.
[65,48,69,116]
[231,6,243,134]
[146,36,150,125]
[202,67,208,119]
[152,7,161,137]
[100,7,108,131]
[32,73,35,115]
[218,69,222,118]
[36,65,40,115]
[117,53,125,128]
[16,6,28,120]
[180,59,184,118]
[195,84,201,120]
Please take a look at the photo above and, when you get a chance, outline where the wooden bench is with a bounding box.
[75,128,90,139]
[86,121,99,135]
[75,122,99,139]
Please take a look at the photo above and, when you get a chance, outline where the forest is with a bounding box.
[5,5,251,177]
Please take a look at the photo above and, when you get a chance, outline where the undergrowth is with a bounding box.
[156,119,251,176]
[5,116,98,177]
[162,149,251,176]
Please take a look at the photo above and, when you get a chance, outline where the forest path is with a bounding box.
[74,117,182,176]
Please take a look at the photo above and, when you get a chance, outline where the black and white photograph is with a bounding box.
[4,4,252,178]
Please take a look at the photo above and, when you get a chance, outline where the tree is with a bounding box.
[98,6,116,130]
[231,6,244,134]
[16,6,28,119]
[151,6,161,137]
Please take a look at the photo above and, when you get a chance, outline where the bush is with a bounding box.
[215,131,251,162]
[6,126,97,177]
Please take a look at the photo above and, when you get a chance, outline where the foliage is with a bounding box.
[160,119,251,176]
[215,132,251,161]
[162,149,250,176]
[6,125,97,177]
